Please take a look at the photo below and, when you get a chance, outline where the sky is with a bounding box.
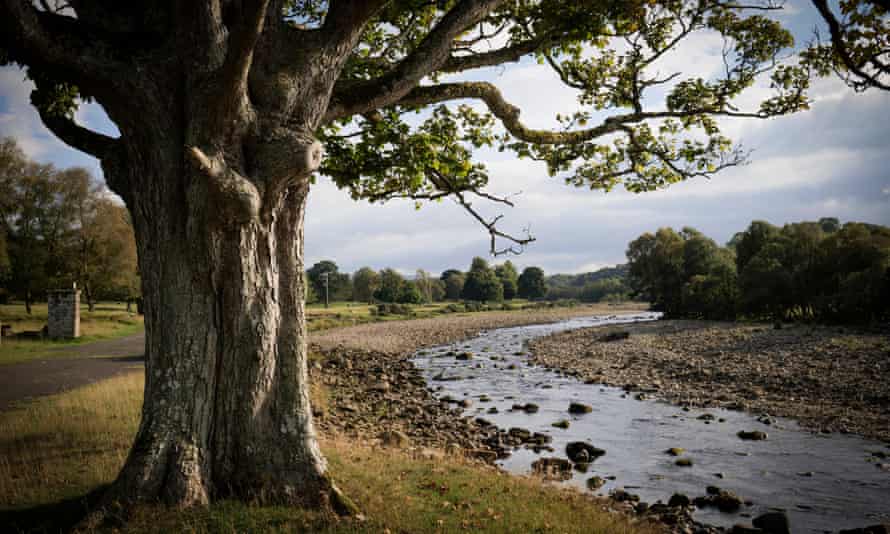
[1,1,888,277]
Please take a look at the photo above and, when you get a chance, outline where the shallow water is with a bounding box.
[412,313,890,533]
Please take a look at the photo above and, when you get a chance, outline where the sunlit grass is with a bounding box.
[0,373,655,534]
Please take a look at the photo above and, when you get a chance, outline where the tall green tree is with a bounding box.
[442,271,466,300]
[307,260,350,303]
[462,256,503,302]
[374,268,407,303]
[518,266,547,300]
[495,260,519,300]
[351,266,379,303]
[0,0,831,513]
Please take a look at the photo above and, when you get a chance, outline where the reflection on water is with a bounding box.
[412,313,890,532]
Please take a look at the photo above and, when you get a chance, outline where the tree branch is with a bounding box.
[219,0,271,102]
[811,0,890,91]
[440,36,550,73]
[36,108,118,161]
[323,0,506,123]
[0,1,125,90]
[395,81,774,146]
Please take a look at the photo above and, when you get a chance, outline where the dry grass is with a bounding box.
[0,370,656,534]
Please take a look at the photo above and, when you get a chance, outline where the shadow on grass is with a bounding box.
[0,486,106,533]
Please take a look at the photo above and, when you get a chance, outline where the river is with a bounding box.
[412,313,890,532]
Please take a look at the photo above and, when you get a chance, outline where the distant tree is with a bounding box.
[306,260,350,303]
[352,267,379,304]
[580,277,629,303]
[518,267,547,300]
[462,257,502,302]
[734,220,780,273]
[443,272,465,301]
[429,278,446,302]
[374,268,406,303]
[440,269,462,282]
[398,281,424,304]
[818,217,840,234]
[626,228,684,315]
[414,269,435,303]
[495,260,519,300]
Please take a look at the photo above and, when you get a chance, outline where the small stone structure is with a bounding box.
[47,288,81,339]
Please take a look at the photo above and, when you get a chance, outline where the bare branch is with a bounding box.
[37,107,118,161]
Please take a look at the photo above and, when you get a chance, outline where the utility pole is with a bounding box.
[321,271,330,309]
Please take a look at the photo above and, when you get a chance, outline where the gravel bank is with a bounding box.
[310,303,648,355]
[527,320,890,442]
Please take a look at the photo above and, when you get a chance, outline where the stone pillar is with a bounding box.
[47,289,81,339]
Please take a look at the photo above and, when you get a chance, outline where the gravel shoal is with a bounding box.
[310,303,647,355]
[527,320,890,442]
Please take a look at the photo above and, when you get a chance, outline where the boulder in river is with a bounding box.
[552,419,570,429]
[568,402,593,414]
[738,430,768,441]
[598,331,630,342]
[752,511,790,534]
[586,476,606,490]
[531,457,573,480]
[566,441,605,463]
[668,493,691,507]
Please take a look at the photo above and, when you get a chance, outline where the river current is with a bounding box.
[412,313,890,532]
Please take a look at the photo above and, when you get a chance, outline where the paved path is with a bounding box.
[0,332,145,411]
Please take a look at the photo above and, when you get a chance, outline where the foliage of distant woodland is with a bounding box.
[627,218,890,323]
[0,138,139,310]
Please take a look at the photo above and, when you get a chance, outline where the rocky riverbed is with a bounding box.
[527,320,890,443]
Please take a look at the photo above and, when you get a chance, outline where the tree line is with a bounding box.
[0,138,139,312]
[627,218,890,323]
[305,257,549,305]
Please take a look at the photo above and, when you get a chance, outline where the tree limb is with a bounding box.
[36,108,118,161]
[323,0,506,123]
[0,1,126,90]
[811,0,890,91]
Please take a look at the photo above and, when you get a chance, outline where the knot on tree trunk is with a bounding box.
[187,146,262,227]
[253,127,323,190]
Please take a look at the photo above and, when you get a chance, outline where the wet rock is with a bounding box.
[475,417,493,427]
[586,476,606,490]
[566,441,606,462]
[508,427,531,441]
[487,407,499,414]
[752,511,790,534]
[459,399,472,408]
[568,402,593,414]
[675,458,693,467]
[456,352,473,360]
[838,525,890,534]
[738,430,768,441]
[599,331,630,342]
[479,395,491,402]
[668,493,691,507]
[695,489,743,513]
[552,419,571,429]
[666,447,685,456]
[610,488,640,503]
[531,457,573,480]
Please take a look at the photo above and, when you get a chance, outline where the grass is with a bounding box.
[0,374,655,534]
[0,302,144,366]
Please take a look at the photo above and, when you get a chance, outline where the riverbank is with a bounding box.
[527,320,890,442]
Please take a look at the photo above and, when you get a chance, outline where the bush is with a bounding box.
[374,303,414,316]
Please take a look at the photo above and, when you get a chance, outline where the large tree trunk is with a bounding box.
[101,134,346,512]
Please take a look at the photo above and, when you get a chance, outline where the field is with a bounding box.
[0,372,655,534]
[0,302,144,366]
